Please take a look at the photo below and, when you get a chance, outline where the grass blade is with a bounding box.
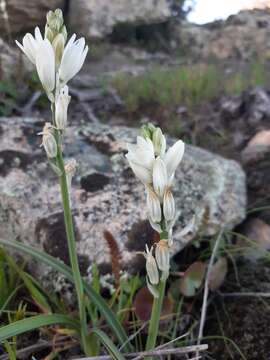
[0,314,79,342]
[0,239,132,351]
[92,328,125,360]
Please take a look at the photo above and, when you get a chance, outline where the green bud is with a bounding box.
[152,127,166,156]
[45,24,55,42]
[61,25,67,43]
[45,8,65,38]
[140,123,157,140]
[52,33,65,66]
[46,10,54,23]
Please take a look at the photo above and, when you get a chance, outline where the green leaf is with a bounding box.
[92,328,125,360]
[4,251,52,313]
[0,239,132,352]
[0,314,79,342]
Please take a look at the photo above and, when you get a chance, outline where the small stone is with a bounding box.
[241,130,270,164]
[238,218,270,261]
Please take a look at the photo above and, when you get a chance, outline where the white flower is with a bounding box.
[35,39,56,95]
[38,122,57,158]
[59,34,88,85]
[144,245,159,285]
[152,127,166,157]
[164,140,185,182]
[155,240,170,272]
[153,157,168,200]
[55,85,71,130]
[126,136,155,170]
[128,161,152,184]
[126,136,155,184]
[163,188,175,221]
[146,187,161,223]
[15,27,43,64]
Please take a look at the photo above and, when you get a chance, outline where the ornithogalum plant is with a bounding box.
[16,8,92,355]
[0,8,192,359]
[126,124,187,353]
[0,9,132,358]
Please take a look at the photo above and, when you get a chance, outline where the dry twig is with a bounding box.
[196,230,224,356]
[73,344,208,360]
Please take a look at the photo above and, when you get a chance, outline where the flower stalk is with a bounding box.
[16,8,91,355]
[126,123,186,353]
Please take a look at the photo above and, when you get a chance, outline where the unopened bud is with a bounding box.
[53,33,65,67]
[153,127,166,156]
[45,24,54,43]
[144,245,159,285]
[65,158,77,190]
[55,85,70,130]
[146,277,159,298]
[146,187,161,223]
[155,240,170,272]
[163,188,175,221]
[45,8,66,45]
[61,25,68,43]
[140,123,156,140]
[38,122,57,158]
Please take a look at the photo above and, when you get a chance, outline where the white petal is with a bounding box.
[164,140,185,178]
[153,157,168,199]
[59,36,88,84]
[127,159,152,184]
[36,40,55,93]
[34,27,43,42]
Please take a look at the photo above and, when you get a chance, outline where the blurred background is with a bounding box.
[1,1,270,359]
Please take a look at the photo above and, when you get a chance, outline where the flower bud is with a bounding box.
[140,123,156,140]
[38,122,57,158]
[155,240,170,272]
[53,33,65,67]
[61,25,68,43]
[146,277,159,298]
[153,157,168,200]
[153,127,166,156]
[55,85,70,130]
[46,9,64,33]
[163,188,175,221]
[65,159,77,200]
[45,24,55,43]
[144,245,159,285]
[146,187,161,223]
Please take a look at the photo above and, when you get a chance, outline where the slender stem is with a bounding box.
[52,104,91,355]
[145,279,166,355]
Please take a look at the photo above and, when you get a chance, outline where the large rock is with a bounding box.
[0,0,64,36]
[0,37,32,80]
[0,117,246,283]
[172,9,270,60]
[69,0,173,39]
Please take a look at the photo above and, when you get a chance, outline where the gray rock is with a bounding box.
[0,37,32,80]
[0,0,64,35]
[0,117,246,283]
[171,9,270,60]
[69,0,173,39]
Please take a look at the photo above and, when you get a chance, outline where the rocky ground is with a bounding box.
[1,1,270,359]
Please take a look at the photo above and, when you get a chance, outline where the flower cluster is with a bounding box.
[16,9,88,164]
[126,124,185,295]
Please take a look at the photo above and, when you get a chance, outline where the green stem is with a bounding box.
[145,279,166,356]
[52,106,92,355]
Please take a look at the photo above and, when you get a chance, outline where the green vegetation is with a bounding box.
[112,61,269,113]
[0,80,18,116]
